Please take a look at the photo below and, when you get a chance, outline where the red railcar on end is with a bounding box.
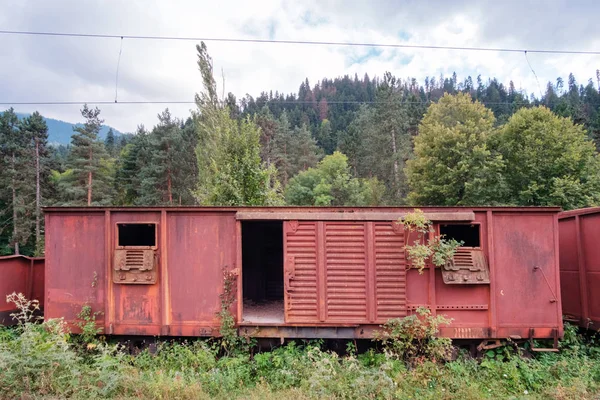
[559,207,600,330]
[0,255,44,325]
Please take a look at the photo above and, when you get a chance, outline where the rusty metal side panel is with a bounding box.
[110,212,161,334]
[284,221,319,323]
[45,213,106,327]
[492,213,561,329]
[434,270,490,327]
[167,213,236,336]
[0,257,28,324]
[580,213,600,327]
[422,212,491,330]
[32,259,45,308]
[406,269,429,308]
[373,222,407,321]
[324,222,368,322]
[558,216,582,321]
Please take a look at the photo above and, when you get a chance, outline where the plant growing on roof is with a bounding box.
[399,209,463,273]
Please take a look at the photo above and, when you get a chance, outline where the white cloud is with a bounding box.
[0,0,599,132]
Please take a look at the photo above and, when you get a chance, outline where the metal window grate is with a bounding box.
[114,249,156,284]
[442,248,490,284]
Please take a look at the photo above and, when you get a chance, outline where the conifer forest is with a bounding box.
[1,42,600,256]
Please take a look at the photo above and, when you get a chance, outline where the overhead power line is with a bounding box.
[0,99,554,107]
[1,29,599,55]
[0,101,196,105]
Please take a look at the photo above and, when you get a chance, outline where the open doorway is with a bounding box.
[242,221,284,324]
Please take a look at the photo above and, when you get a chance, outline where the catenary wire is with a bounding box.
[524,51,544,99]
[1,29,600,55]
[0,100,548,106]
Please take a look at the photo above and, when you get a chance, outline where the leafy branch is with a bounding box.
[399,209,463,273]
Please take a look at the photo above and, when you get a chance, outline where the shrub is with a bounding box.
[376,307,453,364]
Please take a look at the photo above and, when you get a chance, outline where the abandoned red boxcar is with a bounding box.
[0,255,45,325]
[39,206,563,343]
[559,207,600,330]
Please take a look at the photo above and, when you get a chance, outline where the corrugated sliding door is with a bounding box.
[284,221,319,323]
[324,222,368,322]
[373,222,407,321]
[284,220,407,324]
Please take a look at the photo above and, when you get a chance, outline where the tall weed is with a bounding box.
[376,306,453,364]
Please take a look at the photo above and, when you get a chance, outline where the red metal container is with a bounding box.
[43,206,563,341]
[559,207,600,330]
[0,255,45,325]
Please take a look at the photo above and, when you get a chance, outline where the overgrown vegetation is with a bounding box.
[400,209,463,272]
[217,267,255,355]
[1,294,599,399]
[376,307,454,364]
[74,304,103,348]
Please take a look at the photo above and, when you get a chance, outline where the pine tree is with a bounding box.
[270,112,294,186]
[57,105,113,206]
[338,104,373,177]
[137,111,198,205]
[363,73,412,202]
[0,108,32,254]
[290,124,322,175]
[104,128,116,157]
[114,125,150,205]
[316,119,335,154]
[255,106,278,166]
[19,112,49,255]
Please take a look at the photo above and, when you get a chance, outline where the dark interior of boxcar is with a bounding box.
[440,223,481,247]
[242,221,284,323]
[117,223,156,247]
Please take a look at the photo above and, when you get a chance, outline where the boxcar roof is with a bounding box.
[43,206,562,213]
[558,206,600,219]
[0,255,45,261]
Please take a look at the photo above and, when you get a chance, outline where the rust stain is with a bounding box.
[122,295,154,323]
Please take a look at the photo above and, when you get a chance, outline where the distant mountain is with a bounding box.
[9,112,124,146]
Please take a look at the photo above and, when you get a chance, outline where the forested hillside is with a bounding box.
[1,42,599,255]
[12,113,124,145]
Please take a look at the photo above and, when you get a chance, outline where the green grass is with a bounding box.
[0,320,599,400]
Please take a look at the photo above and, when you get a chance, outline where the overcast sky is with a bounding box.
[1,0,599,132]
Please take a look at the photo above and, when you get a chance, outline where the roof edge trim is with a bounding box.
[235,211,476,222]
